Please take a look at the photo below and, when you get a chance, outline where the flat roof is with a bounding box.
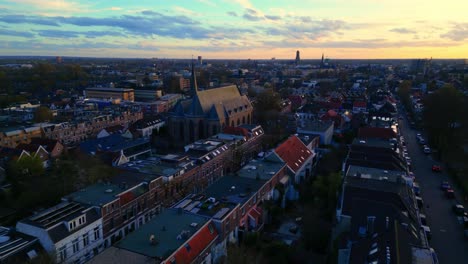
[298,120,334,132]
[352,138,395,149]
[66,183,120,206]
[115,209,209,259]
[86,87,134,92]
[346,165,406,183]
[237,158,285,181]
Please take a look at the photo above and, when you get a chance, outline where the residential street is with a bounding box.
[400,114,468,264]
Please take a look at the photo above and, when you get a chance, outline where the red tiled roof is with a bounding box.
[174,222,218,264]
[358,127,397,140]
[223,126,249,137]
[353,101,367,108]
[275,136,313,173]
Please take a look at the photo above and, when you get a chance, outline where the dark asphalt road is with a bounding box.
[399,114,468,264]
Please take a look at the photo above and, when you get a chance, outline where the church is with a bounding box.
[168,64,253,144]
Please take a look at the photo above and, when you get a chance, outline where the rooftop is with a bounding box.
[351,138,396,150]
[297,120,334,133]
[115,209,214,259]
[86,87,134,92]
[275,135,314,173]
[119,156,196,178]
[66,183,120,207]
[237,155,286,181]
[80,134,150,154]
[346,165,407,183]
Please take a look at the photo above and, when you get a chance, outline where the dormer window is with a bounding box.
[67,215,87,231]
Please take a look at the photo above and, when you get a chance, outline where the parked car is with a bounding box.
[423,146,431,154]
[432,165,442,172]
[453,204,465,216]
[446,188,455,199]
[440,181,451,191]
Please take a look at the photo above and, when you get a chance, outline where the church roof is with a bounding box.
[174,85,252,119]
[196,85,243,113]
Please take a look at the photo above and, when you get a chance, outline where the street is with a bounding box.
[399,114,468,264]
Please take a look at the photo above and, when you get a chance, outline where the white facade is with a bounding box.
[16,207,104,264]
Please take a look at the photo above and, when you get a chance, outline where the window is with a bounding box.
[59,246,67,261]
[83,233,89,247]
[72,239,79,253]
[185,243,191,252]
[94,227,100,240]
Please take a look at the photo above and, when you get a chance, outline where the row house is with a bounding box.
[0,126,42,148]
[221,124,265,170]
[41,111,143,146]
[173,154,287,262]
[118,154,201,206]
[88,209,219,264]
[16,202,103,264]
[335,165,434,264]
[184,139,232,189]
[130,116,166,138]
[65,172,165,251]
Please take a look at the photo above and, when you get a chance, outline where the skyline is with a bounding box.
[0,0,467,59]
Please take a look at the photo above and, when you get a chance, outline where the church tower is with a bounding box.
[295,50,301,65]
[190,60,198,96]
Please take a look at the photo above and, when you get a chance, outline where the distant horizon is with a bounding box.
[0,55,466,61]
[0,0,467,59]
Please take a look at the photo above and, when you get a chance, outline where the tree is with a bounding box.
[397,80,412,110]
[423,84,465,159]
[34,106,53,122]
[255,89,281,112]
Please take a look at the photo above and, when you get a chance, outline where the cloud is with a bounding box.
[265,15,281,21]
[390,27,416,34]
[34,29,126,39]
[0,28,35,37]
[242,8,262,21]
[441,23,468,41]
[227,11,237,17]
[0,11,214,39]
[0,14,59,26]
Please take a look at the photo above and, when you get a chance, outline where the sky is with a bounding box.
[0,0,467,59]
